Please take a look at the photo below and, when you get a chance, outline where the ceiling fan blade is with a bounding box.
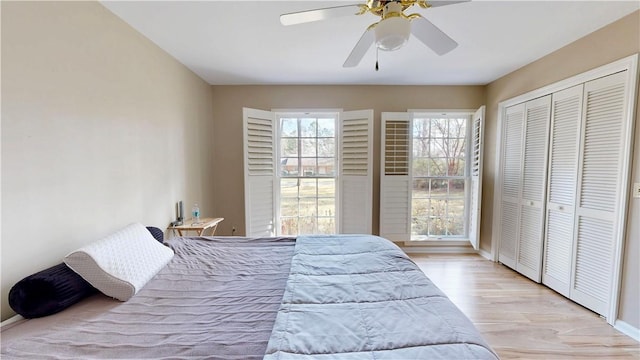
[280,4,363,26]
[411,16,458,55]
[343,28,375,68]
[425,0,470,8]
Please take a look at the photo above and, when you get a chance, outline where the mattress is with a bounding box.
[1,235,498,359]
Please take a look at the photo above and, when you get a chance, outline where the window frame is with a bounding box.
[274,110,340,236]
[408,110,475,241]
[409,110,474,241]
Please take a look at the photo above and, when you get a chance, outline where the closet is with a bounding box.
[494,55,637,322]
[497,95,551,282]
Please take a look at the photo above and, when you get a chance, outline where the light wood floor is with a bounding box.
[408,253,640,359]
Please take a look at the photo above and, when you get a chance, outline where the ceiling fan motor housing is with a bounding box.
[374,2,411,51]
[367,0,415,16]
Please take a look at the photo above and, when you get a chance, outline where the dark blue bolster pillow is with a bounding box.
[9,262,97,318]
[9,226,163,318]
[146,226,164,243]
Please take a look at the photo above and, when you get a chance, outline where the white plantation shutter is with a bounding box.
[498,104,524,269]
[339,110,373,234]
[243,108,276,236]
[542,84,583,296]
[516,95,551,282]
[570,71,630,316]
[468,106,485,250]
[380,112,411,241]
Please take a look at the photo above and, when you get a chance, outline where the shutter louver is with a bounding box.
[498,202,518,268]
[380,177,412,234]
[570,71,630,317]
[515,95,551,282]
[341,180,367,233]
[579,82,624,213]
[521,104,550,202]
[543,210,574,296]
[341,116,370,176]
[548,92,581,206]
[380,113,411,241]
[471,113,482,176]
[339,110,374,234]
[246,116,274,176]
[384,120,410,176]
[247,177,274,236]
[501,107,524,200]
[542,84,583,297]
[502,106,524,198]
[517,205,543,281]
[469,106,485,250]
[243,108,276,237]
[572,216,613,312]
[498,104,524,270]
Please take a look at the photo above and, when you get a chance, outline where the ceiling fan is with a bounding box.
[280,0,468,68]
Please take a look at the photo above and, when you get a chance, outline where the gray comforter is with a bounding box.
[264,235,498,359]
[2,235,497,359]
[2,237,296,359]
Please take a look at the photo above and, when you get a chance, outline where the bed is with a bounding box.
[1,231,498,359]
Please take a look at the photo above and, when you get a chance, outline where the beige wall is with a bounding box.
[210,85,485,237]
[484,11,640,328]
[1,2,215,321]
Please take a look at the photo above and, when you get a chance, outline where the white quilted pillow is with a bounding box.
[64,223,174,301]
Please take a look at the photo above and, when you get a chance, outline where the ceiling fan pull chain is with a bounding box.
[375,47,379,71]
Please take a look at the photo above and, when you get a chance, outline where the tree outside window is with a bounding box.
[412,116,468,238]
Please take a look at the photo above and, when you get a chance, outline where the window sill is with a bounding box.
[409,237,469,243]
[400,238,475,254]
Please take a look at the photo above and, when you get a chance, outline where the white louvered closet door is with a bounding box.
[243,108,276,237]
[516,95,551,282]
[339,110,373,234]
[570,71,631,316]
[498,104,525,270]
[542,85,583,297]
[380,112,412,241]
[469,106,485,250]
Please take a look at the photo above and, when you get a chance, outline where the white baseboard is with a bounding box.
[0,314,24,329]
[614,320,640,342]
[477,248,493,261]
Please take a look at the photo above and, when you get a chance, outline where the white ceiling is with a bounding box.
[101,1,639,85]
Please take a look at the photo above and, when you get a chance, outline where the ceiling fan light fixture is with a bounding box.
[374,16,411,51]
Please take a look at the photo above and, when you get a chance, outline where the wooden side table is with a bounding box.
[172,217,224,236]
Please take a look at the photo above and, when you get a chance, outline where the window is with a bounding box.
[380,108,484,247]
[243,108,373,237]
[278,114,337,235]
[411,114,468,239]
